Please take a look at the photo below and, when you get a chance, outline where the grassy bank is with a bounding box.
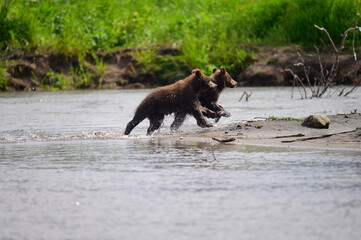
[1,0,360,90]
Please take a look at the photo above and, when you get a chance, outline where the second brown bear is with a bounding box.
[171,67,237,131]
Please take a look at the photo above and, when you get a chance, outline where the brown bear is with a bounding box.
[124,69,221,135]
[170,67,237,131]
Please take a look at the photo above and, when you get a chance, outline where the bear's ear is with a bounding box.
[220,66,226,74]
[192,69,201,77]
[212,67,218,73]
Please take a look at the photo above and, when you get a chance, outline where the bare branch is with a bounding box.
[286,68,307,99]
[344,76,361,97]
[281,129,359,143]
[246,92,252,101]
[314,25,338,53]
[295,53,316,96]
[352,13,360,61]
[287,14,359,99]
[239,91,252,102]
[338,88,345,96]
[318,23,359,97]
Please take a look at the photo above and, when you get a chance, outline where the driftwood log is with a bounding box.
[212,137,236,143]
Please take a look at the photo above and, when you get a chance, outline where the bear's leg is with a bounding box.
[124,112,147,135]
[147,114,164,135]
[203,102,223,112]
[201,106,230,123]
[206,102,231,123]
[170,112,187,131]
[192,108,213,128]
[201,107,220,118]
[214,110,231,123]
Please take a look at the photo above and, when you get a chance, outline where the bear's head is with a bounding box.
[211,67,237,89]
[192,69,217,91]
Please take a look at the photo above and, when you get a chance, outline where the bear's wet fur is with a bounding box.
[124,69,218,135]
[199,66,237,115]
[171,67,237,131]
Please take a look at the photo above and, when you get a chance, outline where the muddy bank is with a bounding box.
[160,112,361,151]
[237,45,361,86]
[1,45,360,91]
[1,48,190,91]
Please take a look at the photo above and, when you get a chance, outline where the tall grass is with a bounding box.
[1,0,360,74]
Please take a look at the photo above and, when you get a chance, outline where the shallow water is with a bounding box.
[1,87,361,239]
[1,87,360,141]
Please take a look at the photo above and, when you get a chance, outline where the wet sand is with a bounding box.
[163,113,361,151]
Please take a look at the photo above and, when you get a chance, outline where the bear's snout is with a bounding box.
[227,79,237,88]
[209,81,217,89]
[230,79,237,88]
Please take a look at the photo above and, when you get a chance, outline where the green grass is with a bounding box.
[267,116,304,121]
[0,65,9,90]
[1,0,360,78]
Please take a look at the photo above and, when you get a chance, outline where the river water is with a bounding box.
[0,87,361,240]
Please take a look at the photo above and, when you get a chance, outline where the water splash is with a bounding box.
[0,129,129,143]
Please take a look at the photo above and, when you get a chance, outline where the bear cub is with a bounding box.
[124,69,221,135]
[171,67,237,131]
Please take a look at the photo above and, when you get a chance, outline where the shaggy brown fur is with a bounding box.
[171,67,237,131]
[124,69,218,135]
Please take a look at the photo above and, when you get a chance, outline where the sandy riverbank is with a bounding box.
[157,113,361,151]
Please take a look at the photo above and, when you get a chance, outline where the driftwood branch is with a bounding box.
[239,91,252,102]
[281,129,358,143]
[272,133,305,139]
[344,76,361,97]
[212,137,236,143]
[338,88,345,97]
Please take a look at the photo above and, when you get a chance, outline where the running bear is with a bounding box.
[171,67,237,131]
[124,69,221,135]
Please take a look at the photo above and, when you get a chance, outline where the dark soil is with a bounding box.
[1,48,190,91]
[1,45,360,91]
[237,45,361,86]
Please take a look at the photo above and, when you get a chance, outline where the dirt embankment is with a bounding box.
[1,48,190,91]
[1,45,361,91]
[237,45,361,86]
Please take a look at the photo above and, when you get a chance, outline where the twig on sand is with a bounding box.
[272,133,305,139]
[281,128,358,143]
[212,137,236,143]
